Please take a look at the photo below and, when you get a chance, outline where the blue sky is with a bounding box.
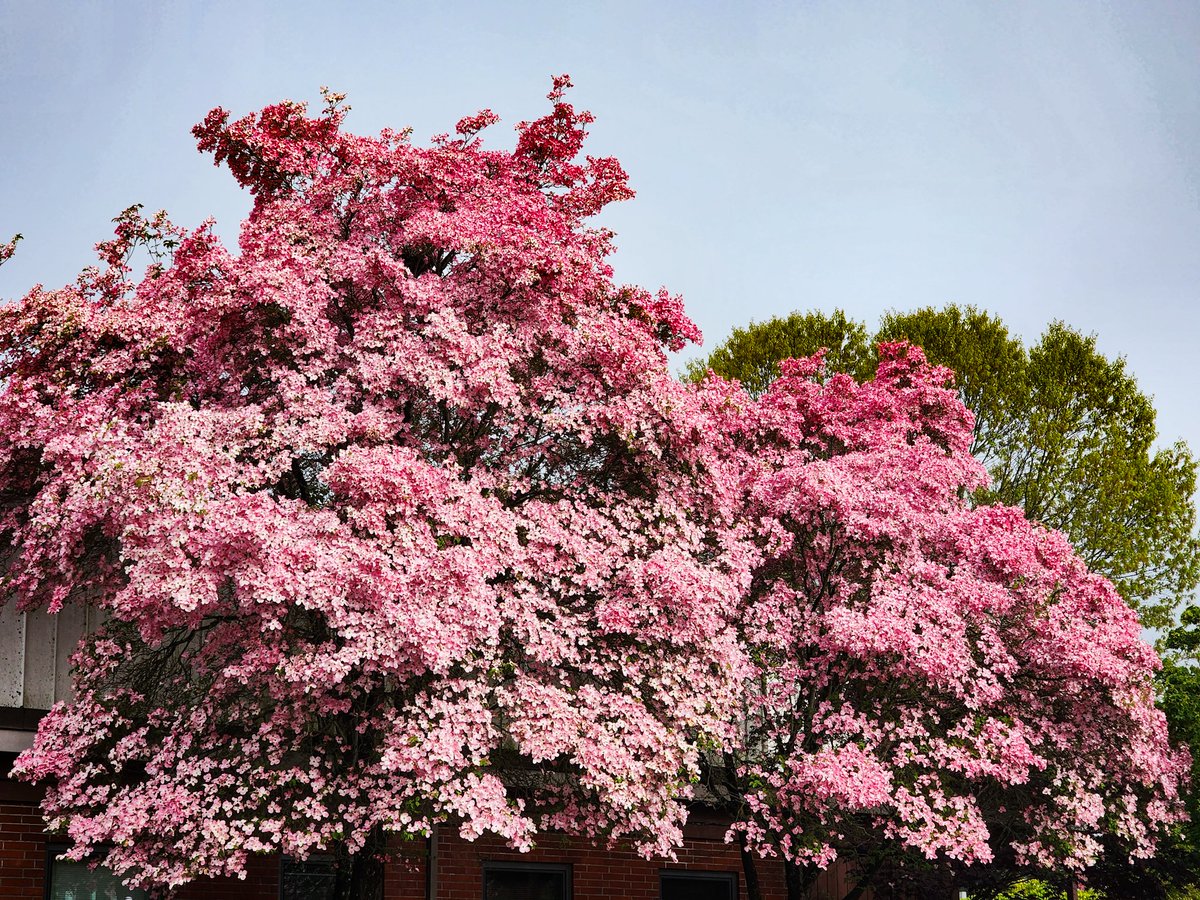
[2,1,1198,457]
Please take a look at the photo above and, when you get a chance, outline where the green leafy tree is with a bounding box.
[682,309,872,396]
[988,880,1105,900]
[874,305,1026,462]
[1142,609,1200,897]
[688,305,1199,629]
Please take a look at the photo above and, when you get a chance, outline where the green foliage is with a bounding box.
[1153,610,1200,893]
[692,304,1200,892]
[988,324,1199,627]
[682,309,871,396]
[688,304,1200,629]
[875,305,1025,462]
[987,880,1104,900]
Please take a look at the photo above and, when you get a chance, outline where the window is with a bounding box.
[280,856,337,900]
[483,861,571,900]
[45,846,148,900]
[660,870,737,900]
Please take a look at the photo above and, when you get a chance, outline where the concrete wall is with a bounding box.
[0,603,98,711]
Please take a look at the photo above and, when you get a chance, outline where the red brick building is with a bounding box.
[1,771,871,900]
[1,606,889,900]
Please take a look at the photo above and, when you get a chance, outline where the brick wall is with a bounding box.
[0,785,878,900]
[429,830,883,900]
[385,837,429,900]
[0,800,46,900]
[1,816,314,900]
[434,827,762,900]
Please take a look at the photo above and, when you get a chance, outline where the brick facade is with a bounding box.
[0,800,46,900]
[2,754,885,900]
[430,825,780,900]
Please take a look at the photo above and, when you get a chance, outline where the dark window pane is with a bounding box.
[484,866,568,900]
[48,857,149,900]
[661,872,736,900]
[281,857,337,900]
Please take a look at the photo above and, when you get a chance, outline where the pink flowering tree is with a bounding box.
[1,81,752,898]
[0,233,20,266]
[710,346,1188,900]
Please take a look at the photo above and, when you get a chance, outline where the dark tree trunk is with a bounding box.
[722,749,766,900]
[331,826,387,900]
[740,842,765,900]
[784,858,819,900]
[842,877,869,900]
[842,856,884,900]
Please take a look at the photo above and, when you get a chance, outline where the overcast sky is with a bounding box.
[2,1,1197,457]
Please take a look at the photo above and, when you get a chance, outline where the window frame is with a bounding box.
[44,842,149,900]
[659,868,738,900]
[278,853,338,900]
[482,860,573,900]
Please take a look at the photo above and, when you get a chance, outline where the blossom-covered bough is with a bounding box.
[710,348,1188,899]
[1,80,752,896]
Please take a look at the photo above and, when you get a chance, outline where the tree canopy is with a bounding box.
[687,306,1200,629]
[2,81,752,896]
[682,309,872,394]
[1139,609,1200,897]
[704,346,1185,900]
